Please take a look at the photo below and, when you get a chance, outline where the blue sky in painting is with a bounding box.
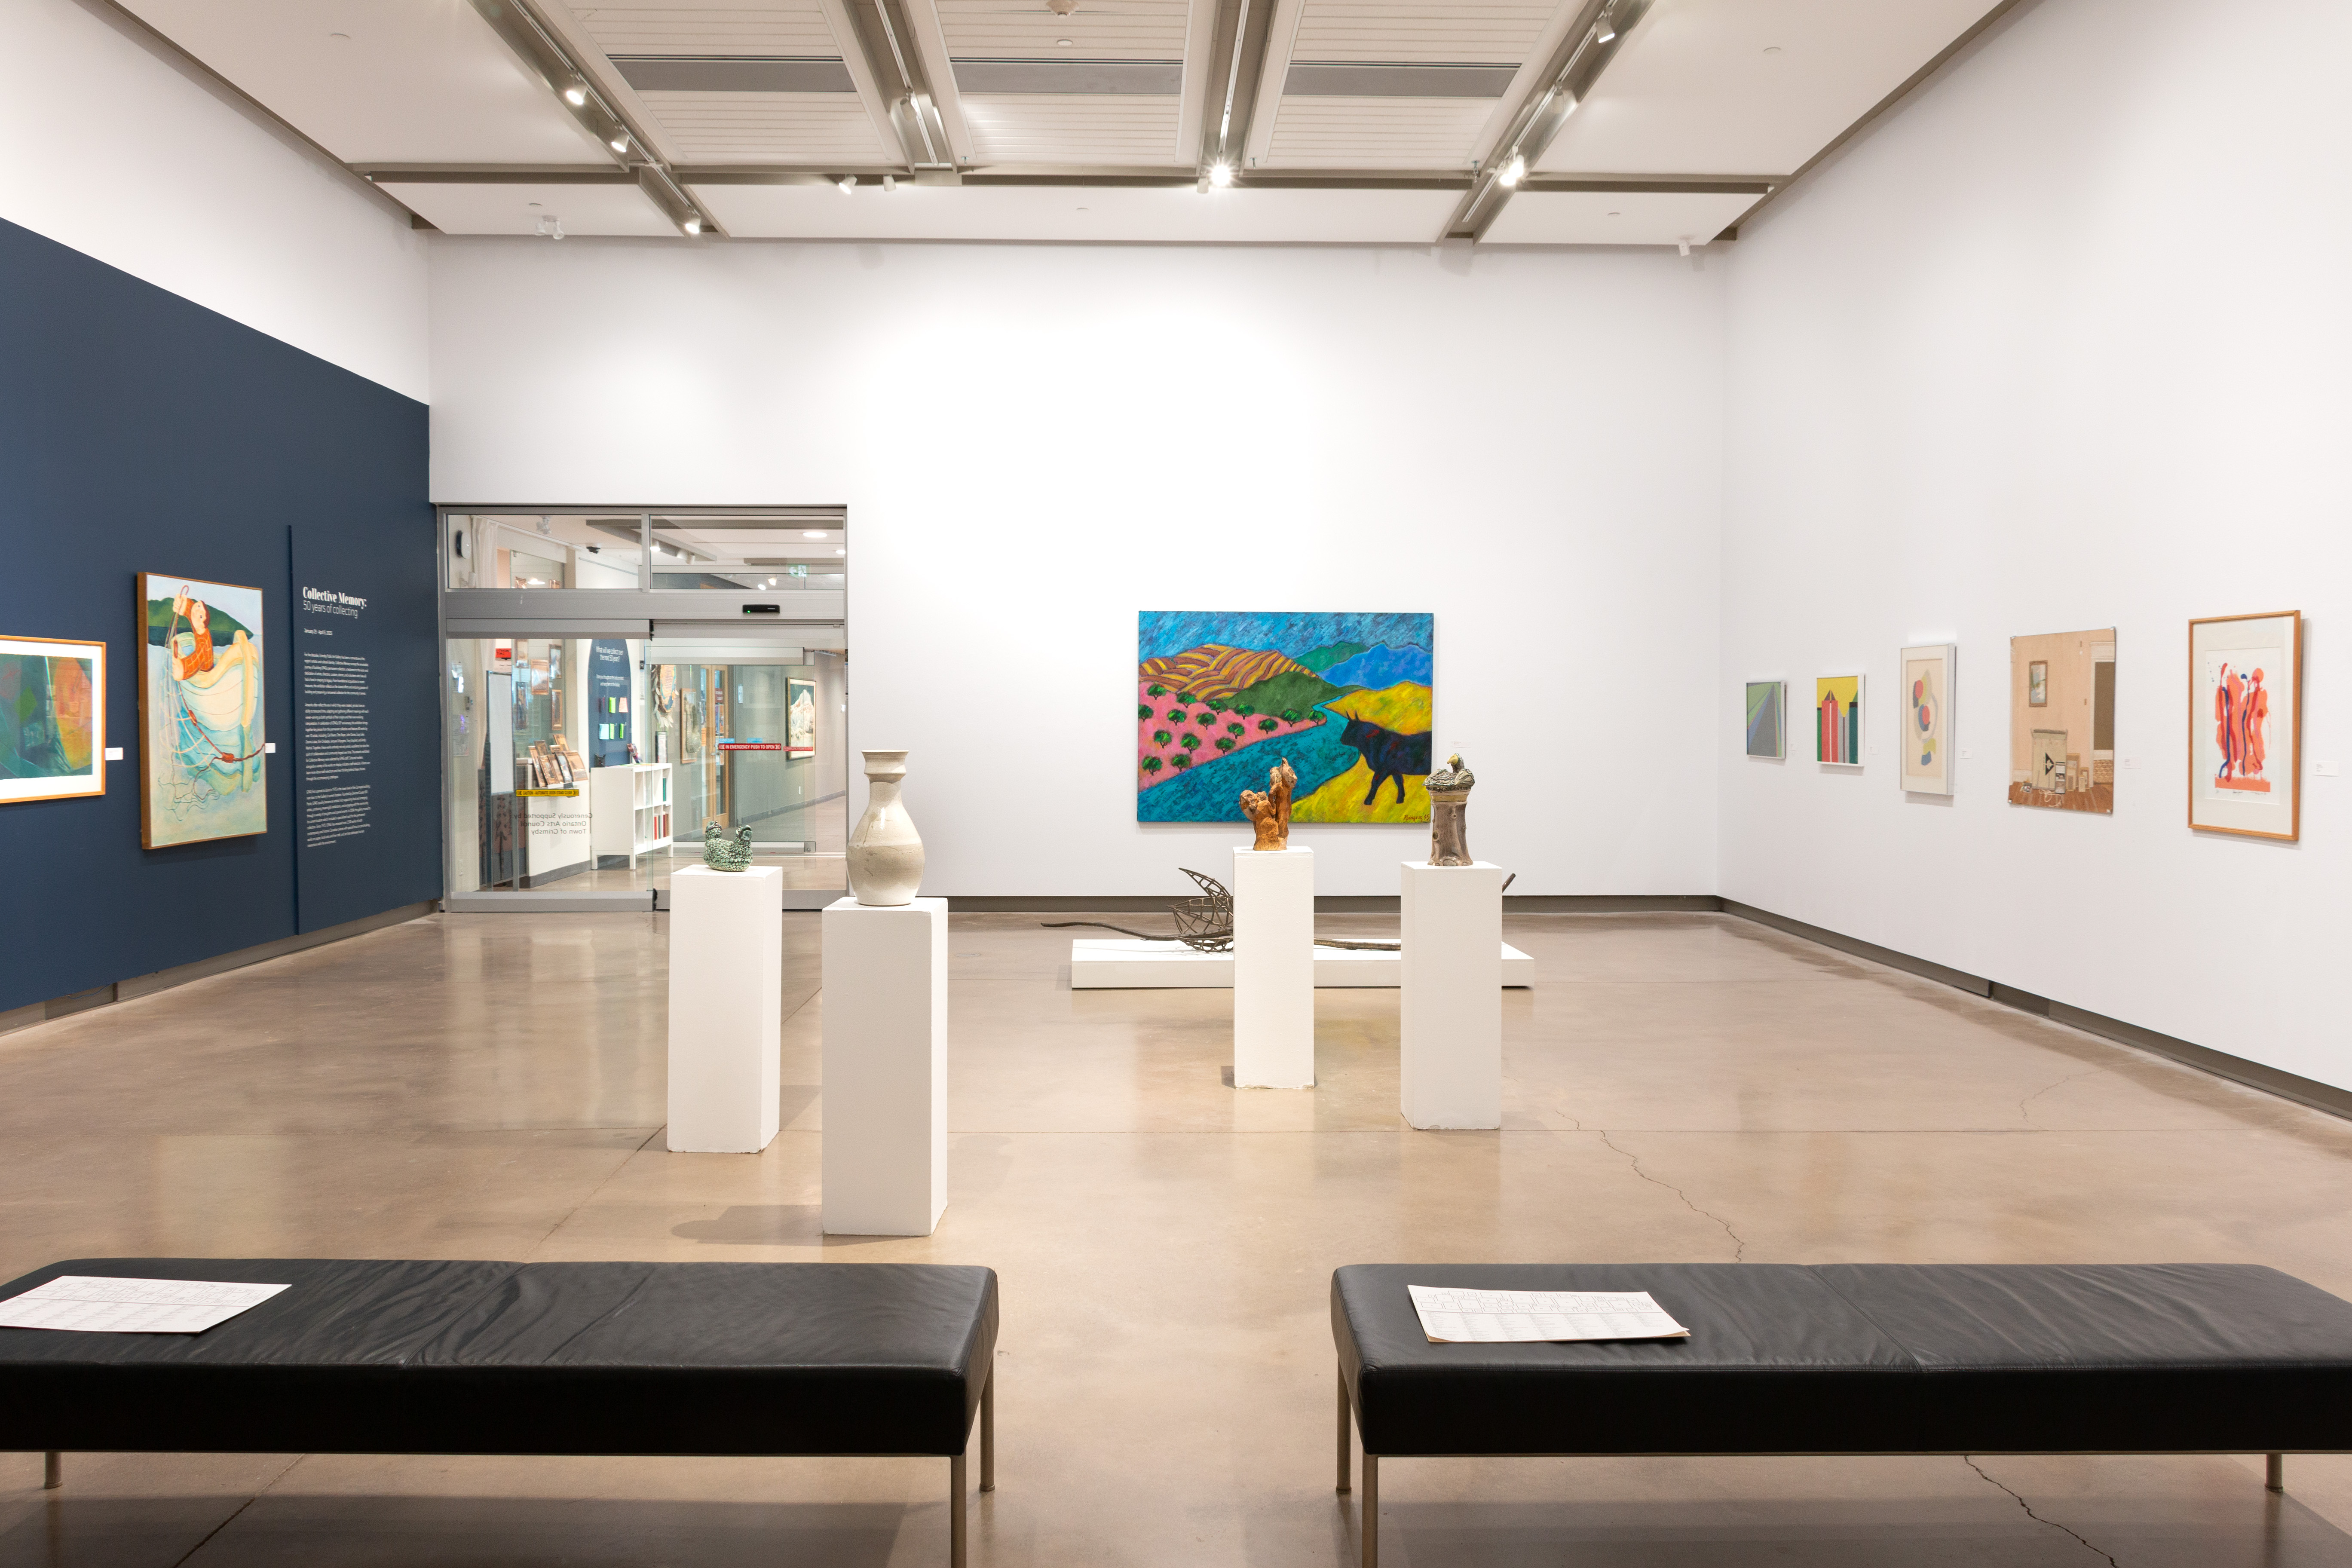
[1137,610,1431,664]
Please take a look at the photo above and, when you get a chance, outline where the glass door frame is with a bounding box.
[436,505,848,912]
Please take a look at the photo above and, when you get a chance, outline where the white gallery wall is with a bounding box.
[429,238,1727,896]
[0,0,429,399]
[1719,0,2352,1084]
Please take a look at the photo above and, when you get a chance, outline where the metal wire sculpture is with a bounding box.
[1043,868,1400,952]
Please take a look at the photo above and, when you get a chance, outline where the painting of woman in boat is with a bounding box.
[139,573,266,847]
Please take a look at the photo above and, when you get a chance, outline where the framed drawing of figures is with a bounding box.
[138,573,267,848]
[1899,644,1954,795]
[0,635,106,803]
[2190,611,2301,841]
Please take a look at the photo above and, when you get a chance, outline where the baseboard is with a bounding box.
[4,901,438,1038]
[947,893,1722,914]
[1720,900,2352,1124]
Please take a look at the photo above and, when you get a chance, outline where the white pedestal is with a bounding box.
[820,896,948,1235]
[667,865,784,1152]
[1400,861,1503,1130]
[1232,846,1315,1089]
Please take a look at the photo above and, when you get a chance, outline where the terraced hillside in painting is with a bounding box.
[1136,611,1433,823]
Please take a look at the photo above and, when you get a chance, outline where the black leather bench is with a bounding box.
[1332,1262,2352,1567]
[0,1258,998,1565]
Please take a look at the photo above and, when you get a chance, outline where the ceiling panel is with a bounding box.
[561,3,842,55]
[935,0,1194,61]
[1479,187,1754,244]
[1289,0,1558,65]
[115,0,609,165]
[1538,0,1997,176]
[378,181,681,237]
[1259,98,1492,168]
[637,91,891,161]
[960,96,1186,165]
[692,181,1461,240]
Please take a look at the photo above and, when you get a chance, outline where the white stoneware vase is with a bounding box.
[848,749,925,906]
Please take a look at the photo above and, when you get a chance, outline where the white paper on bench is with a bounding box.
[0,1276,289,1334]
[1408,1285,1690,1344]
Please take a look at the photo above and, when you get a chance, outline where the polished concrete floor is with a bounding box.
[5,910,2352,1565]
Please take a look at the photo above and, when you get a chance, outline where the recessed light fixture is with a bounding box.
[564,85,587,105]
[1209,162,1234,187]
[1057,37,1073,45]
[803,529,827,538]
[1607,210,1621,217]
[328,31,351,41]
[835,548,845,556]
[1763,44,1782,54]
[1499,154,1525,187]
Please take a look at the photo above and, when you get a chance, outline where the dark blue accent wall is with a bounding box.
[0,217,433,1012]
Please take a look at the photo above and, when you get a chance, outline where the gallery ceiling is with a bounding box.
[110,0,2012,246]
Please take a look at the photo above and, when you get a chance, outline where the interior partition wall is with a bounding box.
[437,508,848,911]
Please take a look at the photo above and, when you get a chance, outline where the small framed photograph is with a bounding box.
[2189,611,2301,841]
[2027,661,2049,706]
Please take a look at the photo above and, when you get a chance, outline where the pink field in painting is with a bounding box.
[1135,679,1320,790]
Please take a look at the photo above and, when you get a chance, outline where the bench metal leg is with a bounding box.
[981,1365,995,1492]
[2268,1452,2284,1492]
[43,1452,60,1490]
[951,1452,967,1568]
[1336,1369,1351,1493]
[1360,1453,1378,1568]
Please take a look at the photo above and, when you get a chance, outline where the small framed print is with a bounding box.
[1816,674,1863,766]
[1899,644,1955,796]
[2027,661,2049,706]
[0,635,107,804]
[1743,680,1785,759]
[2190,610,2301,841]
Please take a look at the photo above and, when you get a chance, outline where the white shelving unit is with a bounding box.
[591,762,672,863]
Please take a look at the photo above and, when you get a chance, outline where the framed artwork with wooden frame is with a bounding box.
[2189,611,2302,841]
[0,635,107,804]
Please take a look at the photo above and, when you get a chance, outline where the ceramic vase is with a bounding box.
[848,750,925,906]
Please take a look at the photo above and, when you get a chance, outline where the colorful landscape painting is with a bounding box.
[0,637,105,804]
[1744,681,1784,759]
[1816,675,1862,765]
[1136,611,1433,823]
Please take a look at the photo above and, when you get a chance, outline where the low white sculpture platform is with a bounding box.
[667,865,783,1153]
[1399,860,1504,1130]
[820,896,947,1235]
[1069,938,1534,989]
[1232,845,1314,1089]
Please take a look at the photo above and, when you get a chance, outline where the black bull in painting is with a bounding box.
[1340,717,1432,806]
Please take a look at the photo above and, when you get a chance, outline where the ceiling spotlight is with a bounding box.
[839,175,858,195]
[882,174,897,193]
[835,548,845,556]
[1595,8,1617,43]
[609,135,629,153]
[1209,161,1234,187]
[683,216,702,234]
[564,85,586,106]
[535,215,566,239]
[803,529,827,538]
[1499,154,1525,187]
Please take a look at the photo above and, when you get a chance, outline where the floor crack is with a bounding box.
[1596,1130,1745,1261]
[2018,1069,2101,1125]
[1965,1456,2119,1566]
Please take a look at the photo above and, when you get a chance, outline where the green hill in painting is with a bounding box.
[1227,668,1344,721]
[1293,641,1368,674]
[145,596,255,645]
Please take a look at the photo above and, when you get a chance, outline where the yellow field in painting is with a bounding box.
[1326,681,1431,733]
[1294,762,1430,821]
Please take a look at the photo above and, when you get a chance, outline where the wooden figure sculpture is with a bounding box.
[1239,757,1297,850]
[1426,752,1475,866]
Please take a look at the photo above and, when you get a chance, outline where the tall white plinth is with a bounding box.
[1400,861,1503,1129]
[821,897,948,1235]
[667,865,784,1153]
[1232,846,1315,1089]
